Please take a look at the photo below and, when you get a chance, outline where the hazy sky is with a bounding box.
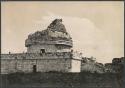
[1,1,124,63]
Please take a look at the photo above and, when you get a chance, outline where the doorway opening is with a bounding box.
[33,65,37,73]
[40,49,45,53]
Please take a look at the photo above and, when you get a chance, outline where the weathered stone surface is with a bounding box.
[1,19,82,74]
[1,58,72,74]
[81,57,105,73]
[25,19,73,53]
[47,19,67,33]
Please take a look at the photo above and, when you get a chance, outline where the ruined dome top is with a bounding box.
[25,19,73,47]
[47,19,67,33]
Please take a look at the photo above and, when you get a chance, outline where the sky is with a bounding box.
[1,1,124,63]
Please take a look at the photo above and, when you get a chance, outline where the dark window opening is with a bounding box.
[40,49,45,53]
[15,57,17,59]
[33,65,37,73]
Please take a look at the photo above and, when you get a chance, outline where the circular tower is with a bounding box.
[25,19,73,53]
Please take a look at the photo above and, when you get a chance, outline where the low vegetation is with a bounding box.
[1,71,124,88]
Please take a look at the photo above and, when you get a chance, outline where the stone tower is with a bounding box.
[25,19,73,53]
[1,19,82,74]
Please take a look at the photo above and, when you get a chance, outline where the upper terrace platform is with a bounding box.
[1,52,72,60]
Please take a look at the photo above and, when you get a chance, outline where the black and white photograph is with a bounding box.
[1,1,124,88]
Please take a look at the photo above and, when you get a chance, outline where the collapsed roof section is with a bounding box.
[25,19,73,48]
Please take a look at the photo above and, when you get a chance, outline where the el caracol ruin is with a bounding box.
[1,19,123,74]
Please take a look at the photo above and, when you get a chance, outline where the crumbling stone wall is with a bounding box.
[27,44,57,53]
[1,53,72,74]
[81,61,104,73]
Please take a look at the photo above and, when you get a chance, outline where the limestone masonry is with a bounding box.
[1,19,122,74]
[1,19,81,74]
